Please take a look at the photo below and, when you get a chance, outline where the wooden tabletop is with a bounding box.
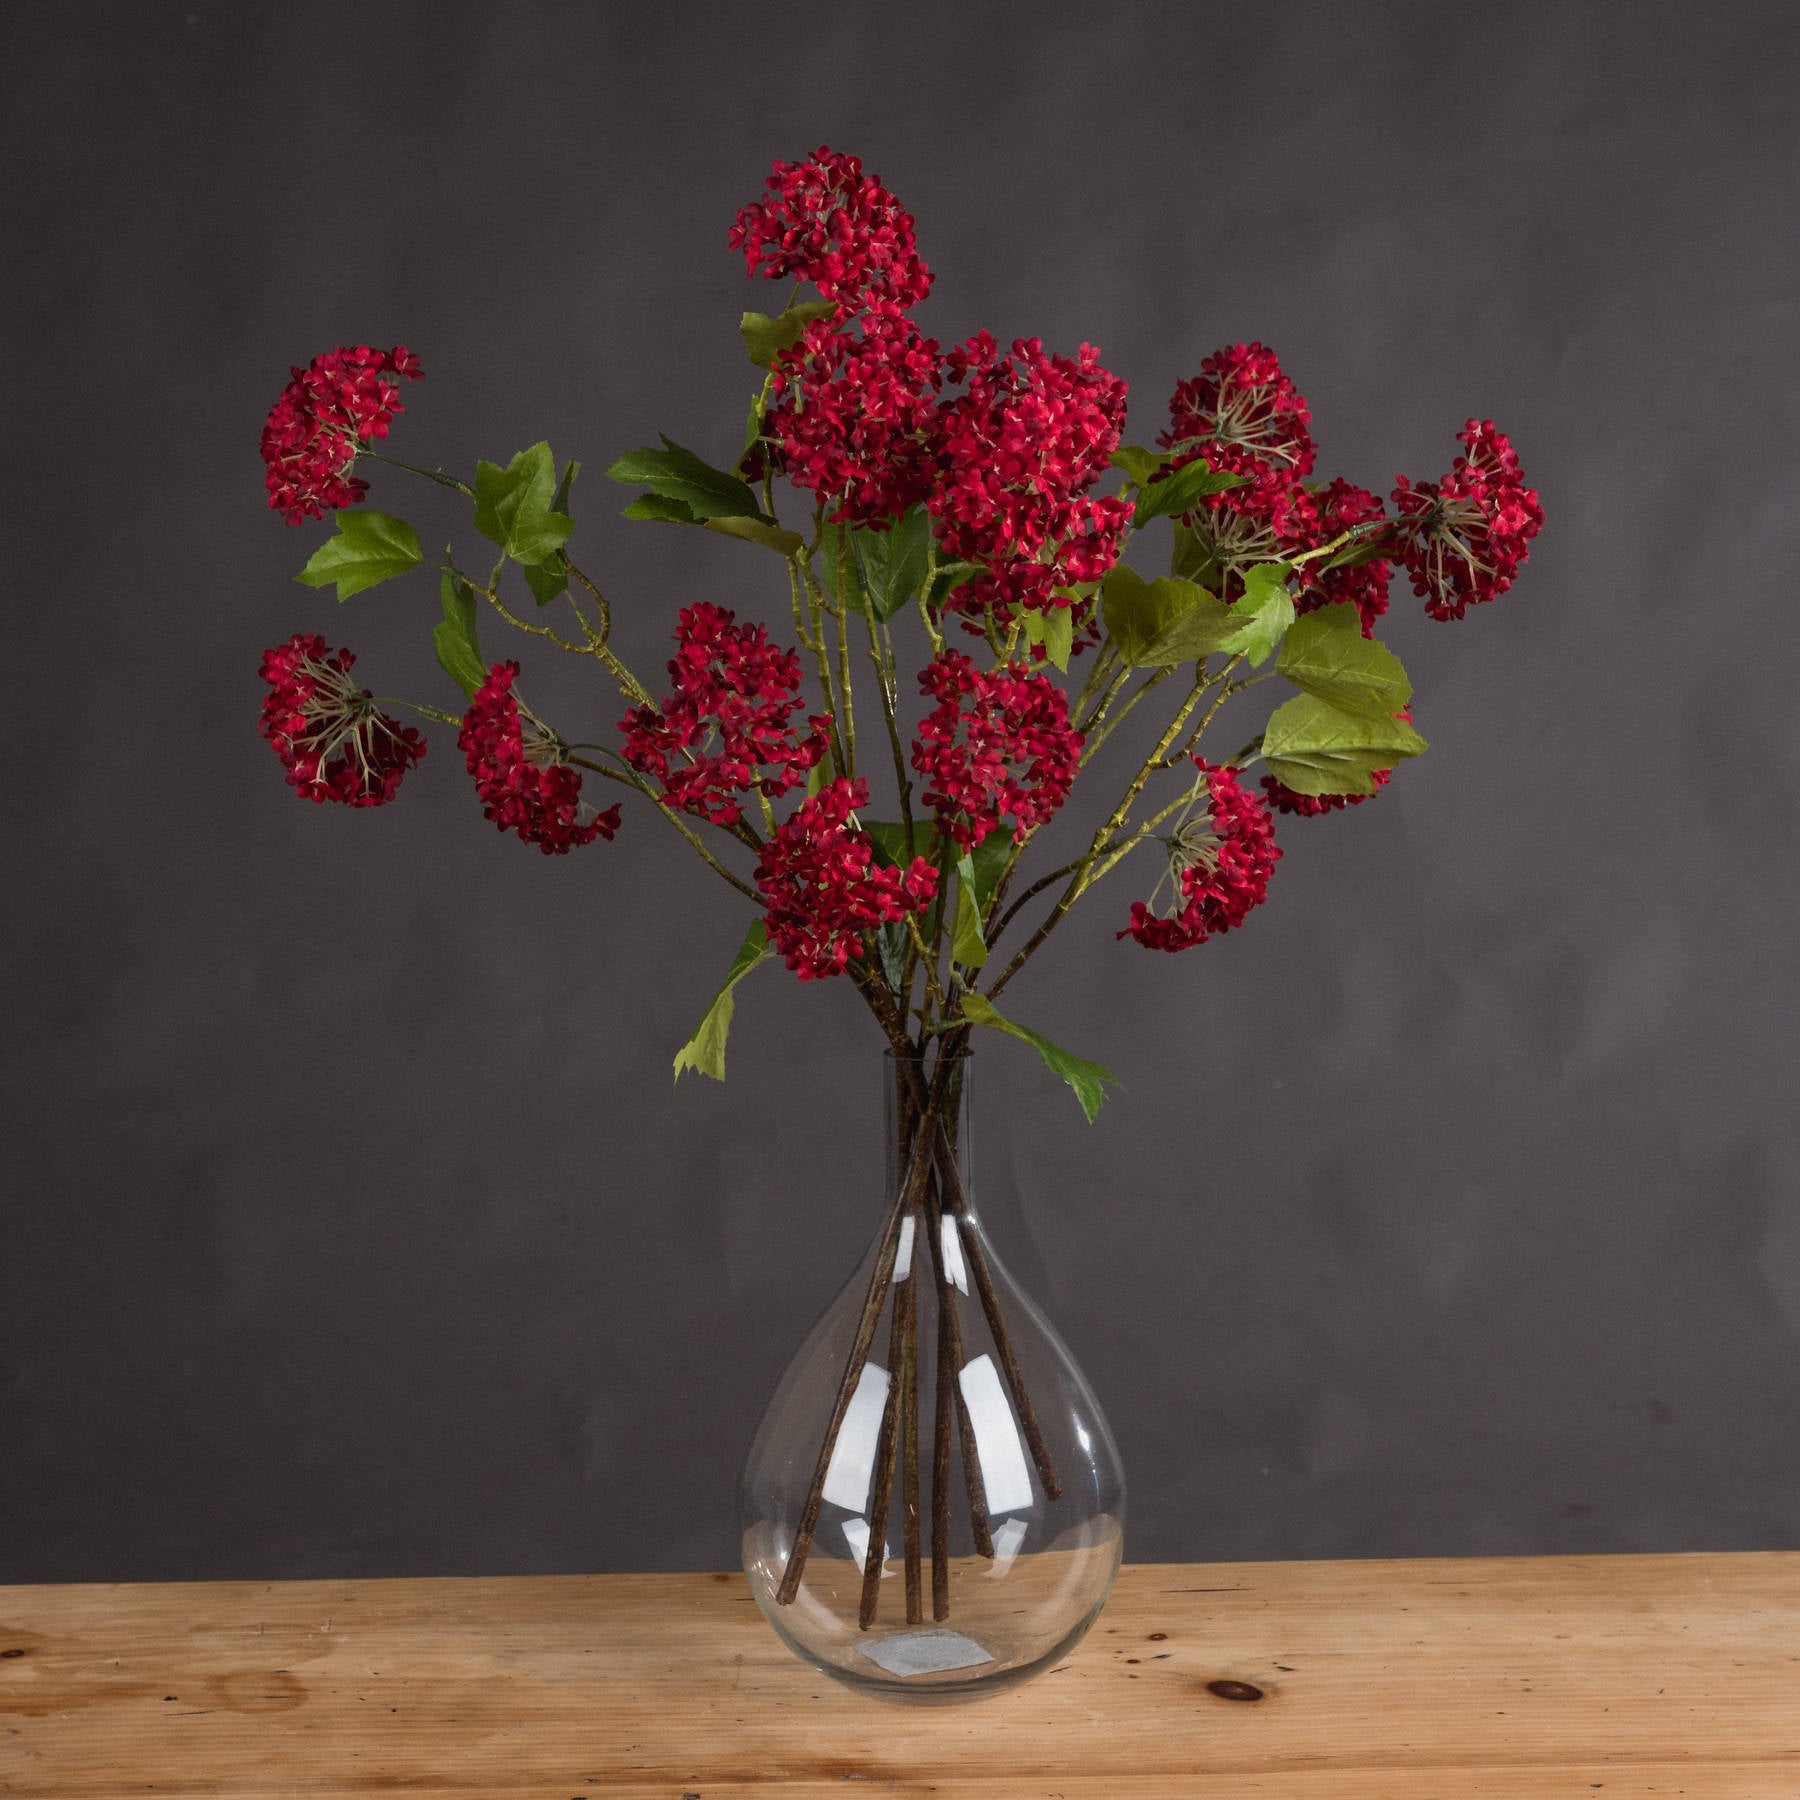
[3,1553,1796,1797]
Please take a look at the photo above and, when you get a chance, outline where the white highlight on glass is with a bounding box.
[823,1361,891,1514]
[987,1516,1028,1576]
[892,1215,915,1283]
[939,1213,969,1294]
[842,1516,889,1574]
[958,1352,1033,1515]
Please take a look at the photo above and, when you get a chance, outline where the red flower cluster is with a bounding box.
[1295,478,1393,637]
[928,334,1131,625]
[911,652,1083,850]
[1152,342,1327,600]
[1121,760,1280,951]
[1161,341,1316,487]
[260,345,424,525]
[729,146,932,314]
[620,604,831,826]
[765,306,942,525]
[460,663,620,855]
[756,778,938,979]
[1391,420,1543,620]
[258,634,425,807]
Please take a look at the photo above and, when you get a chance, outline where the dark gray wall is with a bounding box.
[5,0,1797,1582]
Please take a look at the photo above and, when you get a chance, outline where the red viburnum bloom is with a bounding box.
[765,305,943,525]
[756,778,938,980]
[928,334,1131,632]
[911,652,1084,850]
[460,663,620,856]
[729,146,932,314]
[619,603,831,826]
[1293,478,1395,637]
[1120,759,1280,951]
[1391,420,1543,620]
[1158,341,1316,491]
[260,344,424,525]
[258,634,426,807]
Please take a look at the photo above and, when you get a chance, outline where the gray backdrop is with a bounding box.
[5,0,1798,1583]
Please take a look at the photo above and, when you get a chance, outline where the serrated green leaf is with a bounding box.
[1101,566,1236,666]
[432,565,486,698]
[473,443,574,567]
[740,299,838,368]
[552,458,579,517]
[673,919,772,1083]
[606,436,765,523]
[295,510,423,601]
[1275,602,1412,719]
[1260,692,1428,796]
[951,854,988,970]
[1218,563,1296,666]
[1131,461,1247,526]
[1109,444,1166,484]
[523,556,569,607]
[1022,606,1074,671]
[958,994,1120,1123]
[855,509,933,621]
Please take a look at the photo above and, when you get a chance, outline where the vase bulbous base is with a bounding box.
[737,1052,1125,1704]
[744,1524,1123,1704]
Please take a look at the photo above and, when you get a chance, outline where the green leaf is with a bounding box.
[740,389,765,464]
[876,919,910,995]
[1170,521,1222,587]
[958,994,1120,1123]
[967,828,1013,913]
[523,555,569,607]
[672,919,772,1083]
[432,565,486,698]
[739,299,838,368]
[702,514,805,556]
[1130,461,1246,526]
[1275,602,1412,720]
[1022,606,1074,671]
[865,819,939,867]
[854,509,933,621]
[1109,444,1166,484]
[927,561,979,609]
[473,443,575,567]
[951,854,988,970]
[1260,692,1429,796]
[1101,566,1236,666]
[1218,563,1296,666]
[606,436,764,523]
[295,510,422,601]
[805,745,835,798]
[622,492,698,523]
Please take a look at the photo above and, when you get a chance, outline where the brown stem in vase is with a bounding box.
[776,1099,939,1606]
[924,1175,994,1622]
[933,1120,1064,1501]
[896,1233,923,1625]
[857,1277,907,1631]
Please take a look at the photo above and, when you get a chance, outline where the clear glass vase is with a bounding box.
[740,1050,1124,1703]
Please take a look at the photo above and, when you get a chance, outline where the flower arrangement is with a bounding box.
[253,147,1542,1643]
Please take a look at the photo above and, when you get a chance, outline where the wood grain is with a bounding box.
[3,1554,1796,1798]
